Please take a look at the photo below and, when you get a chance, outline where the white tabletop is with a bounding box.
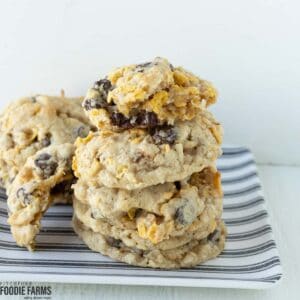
[13,164,297,300]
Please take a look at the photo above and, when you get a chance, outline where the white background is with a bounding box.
[0,0,299,165]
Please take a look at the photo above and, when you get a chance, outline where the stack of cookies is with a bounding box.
[72,57,227,268]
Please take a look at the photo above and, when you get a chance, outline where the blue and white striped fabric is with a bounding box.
[0,146,282,289]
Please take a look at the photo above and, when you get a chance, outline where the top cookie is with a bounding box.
[82,57,217,130]
[0,94,91,188]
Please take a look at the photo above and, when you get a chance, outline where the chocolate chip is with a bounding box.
[134,111,158,128]
[132,208,143,219]
[31,96,37,103]
[207,229,221,243]
[9,175,16,184]
[16,187,31,205]
[106,236,122,248]
[150,125,176,145]
[75,126,89,138]
[169,63,175,71]
[83,98,107,111]
[136,62,151,72]
[174,181,181,190]
[110,112,131,129]
[174,206,187,225]
[94,79,112,92]
[34,153,58,179]
[36,153,51,161]
[40,133,51,147]
[111,110,159,130]
[132,152,145,163]
[137,62,151,68]
[84,79,113,111]
[174,202,197,225]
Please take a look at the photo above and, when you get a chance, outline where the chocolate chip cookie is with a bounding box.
[73,110,222,190]
[73,215,226,269]
[7,143,75,250]
[0,94,91,188]
[82,57,217,130]
[73,167,222,245]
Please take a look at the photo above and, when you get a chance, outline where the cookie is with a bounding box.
[73,195,221,251]
[82,57,218,130]
[73,167,222,244]
[0,94,91,188]
[73,215,226,269]
[7,143,75,250]
[73,110,222,190]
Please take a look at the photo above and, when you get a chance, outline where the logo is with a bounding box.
[0,282,52,299]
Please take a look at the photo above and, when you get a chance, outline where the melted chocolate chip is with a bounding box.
[136,62,151,72]
[137,62,151,68]
[133,208,143,219]
[83,98,107,111]
[16,187,31,205]
[207,229,221,243]
[9,175,16,184]
[34,153,58,179]
[84,79,113,111]
[94,79,112,92]
[111,110,159,130]
[40,133,51,147]
[174,206,187,225]
[36,153,51,161]
[174,181,181,190]
[106,236,122,248]
[135,111,158,128]
[150,125,176,145]
[110,112,131,129]
[132,152,145,163]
